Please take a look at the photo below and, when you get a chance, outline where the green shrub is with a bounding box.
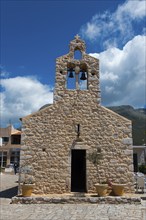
[139,164,146,174]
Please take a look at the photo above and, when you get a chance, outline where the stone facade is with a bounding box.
[20,35,135,194]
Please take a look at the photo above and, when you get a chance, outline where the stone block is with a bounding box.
[116,167,126,173]
[124,150,133,155]
[122,138,133,145]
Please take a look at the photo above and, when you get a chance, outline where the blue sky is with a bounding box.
[0,0,146,127]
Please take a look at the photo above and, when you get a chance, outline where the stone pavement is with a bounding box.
[0,172,18,205]
[1,203,146,220]
[0,173,146,220]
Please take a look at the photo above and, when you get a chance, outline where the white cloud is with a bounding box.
[0,76,53,127]
[84,22,101,40]
[117,0,146,19]
[100,71,119,82]
[90,35,146,107]
[0,66,10,78]
[80,0,146,48]
[1,70,9,78]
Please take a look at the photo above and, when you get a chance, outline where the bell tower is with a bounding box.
[54,35,101,104]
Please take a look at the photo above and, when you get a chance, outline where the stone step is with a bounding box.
[11,196,141,205]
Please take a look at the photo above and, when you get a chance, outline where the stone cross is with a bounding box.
[75,34,80,40]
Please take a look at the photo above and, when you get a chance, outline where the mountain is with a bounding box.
[107,105,146,146]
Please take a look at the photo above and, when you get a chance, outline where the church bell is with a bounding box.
[80,71,87,80]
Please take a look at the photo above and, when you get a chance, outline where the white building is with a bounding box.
[133,145,146,172]
[0,125,21,167]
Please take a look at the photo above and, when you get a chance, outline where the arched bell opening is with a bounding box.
[79,63,88,90]
[67,63,76,89]
[74,48,82,60]
[66,63,88,90]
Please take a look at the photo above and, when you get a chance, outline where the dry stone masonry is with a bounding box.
[20,35,135,195]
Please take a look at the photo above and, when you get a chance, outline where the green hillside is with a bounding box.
[107,105,146,145]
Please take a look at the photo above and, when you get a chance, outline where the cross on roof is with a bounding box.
[75,34,80,40]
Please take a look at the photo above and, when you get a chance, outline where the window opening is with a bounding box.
[11,135,21,144]
[79,71,87,90]
[0,151,7,167]
[2,137,9,144]
[67,68,76,89]
[74,50,82,60]
[67,66,88,90]
[10,151,20,164]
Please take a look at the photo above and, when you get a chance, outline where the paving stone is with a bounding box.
[1,204,146,220]
[1,174,146,220]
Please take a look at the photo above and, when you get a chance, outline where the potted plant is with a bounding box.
[104,179,126,196]
[94,182,109,197]
[19,166,35,197]
[87,149,126,196]
[111,183,126,196]
[94,179,112,197]
[87,149,110,196]
[95,179,126,196]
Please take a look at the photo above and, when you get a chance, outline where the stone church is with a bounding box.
[20,35,134,194]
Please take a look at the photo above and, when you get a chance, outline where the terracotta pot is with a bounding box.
[112,184,126,196]
[21,184,34,197]
[94,184,109,197]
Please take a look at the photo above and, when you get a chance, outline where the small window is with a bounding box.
[74,50,82,60]
[11,135,21,144]
[2,137,9,143]
[0,151,7,156]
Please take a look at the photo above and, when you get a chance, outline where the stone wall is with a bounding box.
[20,36,135,194]
[20,95,134,194]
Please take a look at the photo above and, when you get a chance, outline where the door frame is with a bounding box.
[71,149,87,192]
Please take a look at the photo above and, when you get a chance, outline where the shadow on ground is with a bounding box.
[0,186,18,198]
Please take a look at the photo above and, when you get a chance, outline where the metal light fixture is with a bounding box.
[76,124,80,137]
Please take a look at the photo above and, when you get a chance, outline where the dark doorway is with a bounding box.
[71,149,86,192]
[133,153,138,172]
